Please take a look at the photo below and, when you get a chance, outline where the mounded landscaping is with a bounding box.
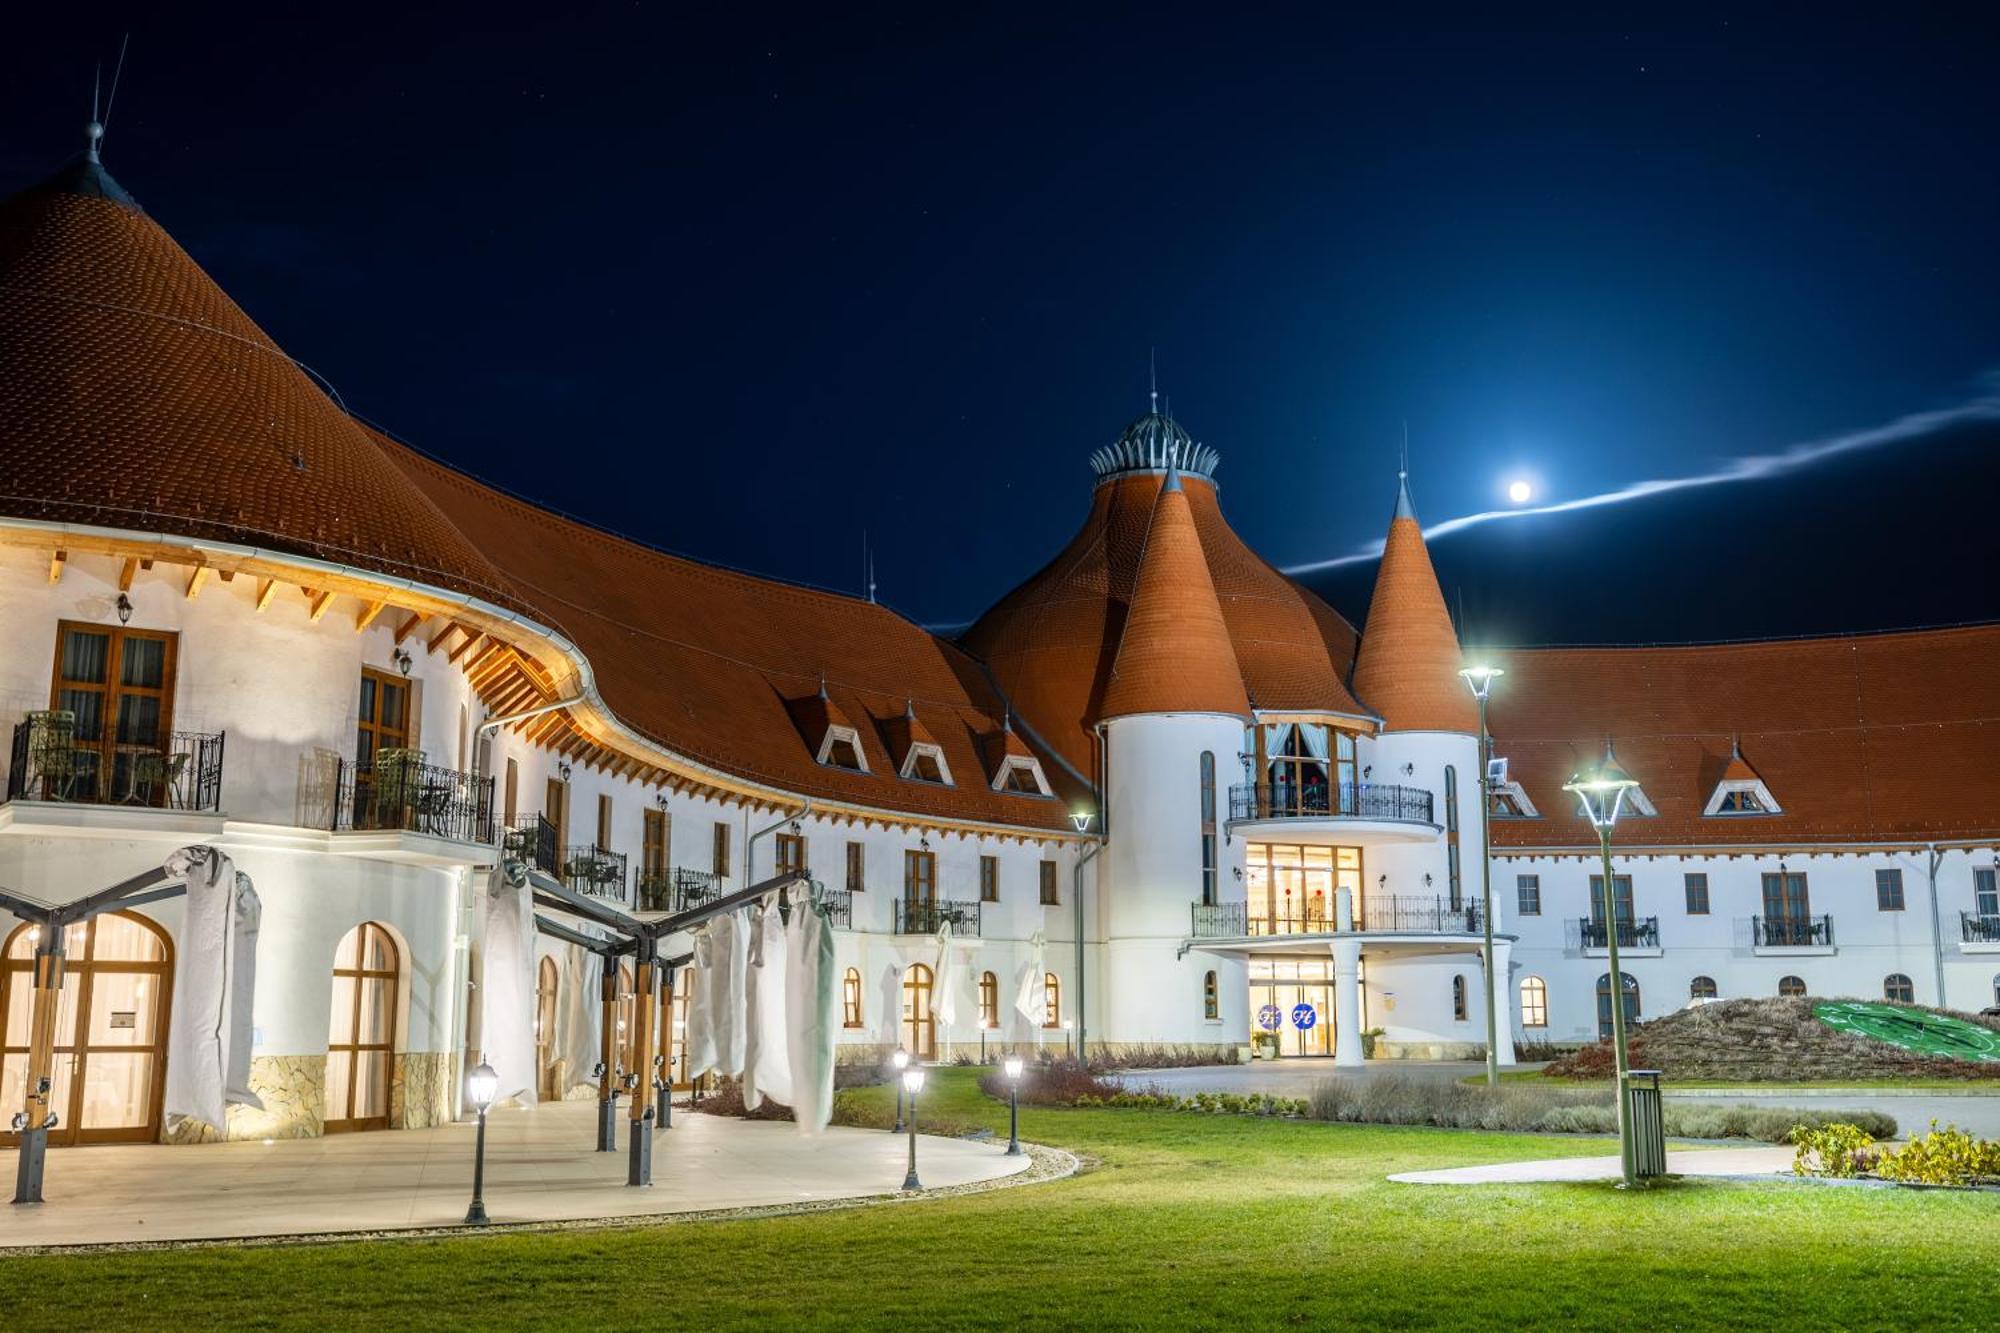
[1544,997,2000,1083]
[4,1067,1997,1329]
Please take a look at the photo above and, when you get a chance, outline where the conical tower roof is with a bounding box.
[1351,474,1477,733]
[1098,466,1252,721]
[0,138,521,608]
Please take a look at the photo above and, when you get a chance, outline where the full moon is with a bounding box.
[1507,479,1533,504]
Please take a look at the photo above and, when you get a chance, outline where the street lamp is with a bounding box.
[464,1061,499,1226]
[890,1048,910,1133]
[1003,1055,1024,1156]
[1061,1018,1075,1060]
[900,1067,927,1191]
[1563,745,1641,1189]
[1459,664,1505,1089]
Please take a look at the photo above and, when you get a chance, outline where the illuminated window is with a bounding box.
[1884,973,1914,1003]
[1203,970,1220,1021]
[1451,974,1467,1022]
[1043,972,1061,1029]
[979,971,999,1029]
[1039,860,1058,906]
[842,968,863,1028]
[1519,976,1548,1028]
[1778,975,1806,998]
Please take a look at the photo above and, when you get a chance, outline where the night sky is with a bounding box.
[7,6,1999,644]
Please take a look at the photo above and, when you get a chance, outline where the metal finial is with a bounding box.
[1149,348,1158,414]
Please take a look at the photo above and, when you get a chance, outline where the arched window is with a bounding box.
[536,956,560,1099]
[1519,976,1548,1028]
[1451,973,1468,1021]
[1778,975,1806,998]
[1043,972,1061,1029]
[979,971,999,1029]
[1443,766,1461,909]
[1689,975,1717,1000]
[327,922,400,1133]
[842,967,863,1028]
[1199,752,1218,906]
[1203,970,1220,1021]
[1595,972,1638,1040]
[1883,973,1914,1003]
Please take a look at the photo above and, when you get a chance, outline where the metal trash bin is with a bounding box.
[1624,1069,1667,1180]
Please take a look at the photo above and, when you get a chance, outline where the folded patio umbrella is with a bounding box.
[709,907,751,1078]
[557,939,602,1096]
[784,890,837,1134]
[479,864,538,1105]
[1014,929,1047,1025]
[743,897,793,1110]
[683,927,718,1080]
[930,919,959,1031]
[163,845,263,1136]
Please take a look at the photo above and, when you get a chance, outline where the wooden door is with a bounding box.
[326,923,398,1132]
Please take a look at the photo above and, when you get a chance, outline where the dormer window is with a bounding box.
[817,725,868,773]
[1703,740,1780,817]
[900,743,952,786]
[1489,779,1540,819]
[1716,789,1764,814]
[994,755,1051,796]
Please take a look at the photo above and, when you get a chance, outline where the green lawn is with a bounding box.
[3,1069,1996,1329]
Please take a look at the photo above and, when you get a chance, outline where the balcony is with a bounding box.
[817,886,854,929]
[1188,895,1482,939]
[636,867,725,914]
[560,844,629,902]
[1578,916,1662,953]
[894,897,982,937]
[1962,912,2000,950]
[505,813,560,876]
[7,717,225,812]
[333,753,494,845]
[1753,913,1835,952]
[1224,780,1432,832]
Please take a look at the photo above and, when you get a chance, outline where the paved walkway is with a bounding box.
[1391,1146,1794,1185]
[0,1101,1031,1249]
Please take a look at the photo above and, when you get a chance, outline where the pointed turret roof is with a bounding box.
[1351,473,1477,733]
[1098,465,1252,721]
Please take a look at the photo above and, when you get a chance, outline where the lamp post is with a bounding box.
[1563,747,1641,1189]
[900,1067,927,1191]
[1459,664,1505,1089]
[890,1048,910,1133]
[1003,1055,1024,1156]
[1061,1018,1074,1060]
[464,1061,499,1226]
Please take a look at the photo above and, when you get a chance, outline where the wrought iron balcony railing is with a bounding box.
[817,885,854,929]
[1579,916,1661,949]
[1187,894,1481,938]
[894,897,982,937]
[333,753,495,844]
[636,866,726,914]
[505,813,559,876]
[8,717,225,812]
[1753,913,1834,948]
[1228,781,1434,824]
[561,844,629,901]
[1961,911,2000,945]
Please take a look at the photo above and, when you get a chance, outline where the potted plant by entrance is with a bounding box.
[1254,1031,1281,1060]
[1360,1027,1385,1059]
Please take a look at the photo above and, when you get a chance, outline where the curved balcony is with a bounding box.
[1190,894,1482,940]
[1226,781,1437,845]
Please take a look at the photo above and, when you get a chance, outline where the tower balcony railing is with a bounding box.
[1228,781,1434,825]
[332,751,494,844]
[1187,895,1481,938]
[1961,911,2000,945]
[894,897,982,937]
[1577,916,1661,950]
[8,716,225,812]
[1753,913,1834,949]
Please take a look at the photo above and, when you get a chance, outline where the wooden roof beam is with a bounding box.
[427,621,462,655]
[307,589,336,623]
[185,566,210,600]
[254,578,278,612]
[354,599,387,633]
[48,550,65,585]
[118,556,138,591]
[447,630,486,666]
[393,611,425,645]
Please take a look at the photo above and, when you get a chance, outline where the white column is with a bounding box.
[1331,937,1364,1067]
[1492,939,1517,1066]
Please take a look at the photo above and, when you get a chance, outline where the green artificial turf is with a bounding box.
[3,1068,1995,1329]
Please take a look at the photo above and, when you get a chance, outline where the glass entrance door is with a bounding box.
[1248,958,1338,1057]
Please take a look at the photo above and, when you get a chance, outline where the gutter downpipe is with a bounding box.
[1073,721,1107,1061]
[1925,843,1947,1007]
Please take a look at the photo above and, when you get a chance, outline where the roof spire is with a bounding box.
[1149,348,1158,414]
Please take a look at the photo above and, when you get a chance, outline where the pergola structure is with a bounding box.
[519,858,811,1187]
[3,864,201,1205]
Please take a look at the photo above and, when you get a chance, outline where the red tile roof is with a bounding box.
[963,472,1365,773]
[1099,473,1252,721]
[1486,626,2000,848]
[1350,488,1477,734]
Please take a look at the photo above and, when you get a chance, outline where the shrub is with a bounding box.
[1873,1120,2000,1188]
[1792,1122,1877,1178]
[978,1057,1123,1107]
[1086,1044,1242,1071]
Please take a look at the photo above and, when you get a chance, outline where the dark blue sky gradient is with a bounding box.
[6,6,1997,639]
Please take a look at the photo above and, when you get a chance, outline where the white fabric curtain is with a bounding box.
[1299,723,1331,761]
[163,845,263,1135]
[556,942,602,1096]
[479,865,538,1105]
[743,899,793,1110]
[1013,930,1046,1024]
[708,907,751,1078]
[683,928,718,1080]
[930,920,960,1031]
[785,892,837,1134]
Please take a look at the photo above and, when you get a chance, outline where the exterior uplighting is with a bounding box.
[464,1061,499,1225]
[1458,663,1505,1089]
[890,1048,911,1133]
[900,1067,927,1191]
[1069,811,1094,833]
[1563,746,1642,1188]
[1003,1055,1024,1157]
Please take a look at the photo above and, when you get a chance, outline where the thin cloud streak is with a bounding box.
[1283,376,2000,574]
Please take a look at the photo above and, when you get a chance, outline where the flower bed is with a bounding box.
[1793,1119,2000,1187]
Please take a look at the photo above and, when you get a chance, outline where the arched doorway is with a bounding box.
[535,956,560,1100]
[1,911,172,1146]
[326,922,399,1133]
[616,963,636,1078]
[1595,971,1639,1040]
[902,963,935,1060]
